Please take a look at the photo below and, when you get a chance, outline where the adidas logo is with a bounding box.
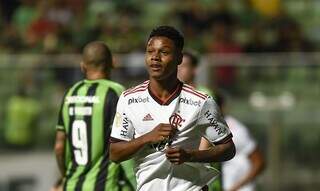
[143,113,154,121]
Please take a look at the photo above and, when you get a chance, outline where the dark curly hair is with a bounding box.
[148,26,184,51]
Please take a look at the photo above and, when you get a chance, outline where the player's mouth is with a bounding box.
[150,63,162,71]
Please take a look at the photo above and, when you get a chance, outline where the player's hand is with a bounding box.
[145,123,177,144]
[165,147,190,165]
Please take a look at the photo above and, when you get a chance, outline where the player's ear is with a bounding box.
[110,56,115,69]
[80,61,86,73]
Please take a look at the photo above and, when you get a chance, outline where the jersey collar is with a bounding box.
[148,81,183,106]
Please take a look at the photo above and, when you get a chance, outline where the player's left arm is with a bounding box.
[166,139,235,164]
[166,97,235,164]
[55,130,66,176]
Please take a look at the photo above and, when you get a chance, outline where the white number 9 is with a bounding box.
[72,120,88,165]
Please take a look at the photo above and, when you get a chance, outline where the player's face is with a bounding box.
[145,36,182,80]
[177,55,196,84]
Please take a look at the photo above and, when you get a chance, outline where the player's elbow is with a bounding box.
[109,143,123,164]
[54,142,64,157]
[223,140,236,161]
[259,158,266,173]
[251,148,266,173]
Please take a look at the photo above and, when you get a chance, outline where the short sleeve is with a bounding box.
[227,117,256,155]
[56,99,65,131]
[110,93,135,141]
[240,131,256,155]
[197,97,232,144]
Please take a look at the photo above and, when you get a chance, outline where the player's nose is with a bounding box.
[150,52,161,61]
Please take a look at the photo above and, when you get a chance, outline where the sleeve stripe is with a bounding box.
[214,133,233,145]
[109,137,127,143]
[182,88,206,100]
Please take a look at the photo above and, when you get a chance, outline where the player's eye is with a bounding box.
[161,51,169,55]
[147,49,154,53]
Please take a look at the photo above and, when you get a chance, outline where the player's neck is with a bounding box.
[149,76,180,100]
[85,71,109,80]
[187,81,196,88]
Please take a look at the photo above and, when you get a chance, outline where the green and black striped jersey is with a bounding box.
[56,79,125,191]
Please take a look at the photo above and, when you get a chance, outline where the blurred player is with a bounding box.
[200,92,265,191]
[54,41,135,191]
[216,93,265,191]
[178,50,223,191]
[109,26,235,191]
[178,50,212,95]
[4,85,40,150]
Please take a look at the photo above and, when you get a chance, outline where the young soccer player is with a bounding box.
[110,26,235,191]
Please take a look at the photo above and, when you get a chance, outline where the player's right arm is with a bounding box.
[110,123,175,163]
[55,131,66,176]
[109,93,176,163]
[55,98,67,176]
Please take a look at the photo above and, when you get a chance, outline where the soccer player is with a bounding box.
[178,50,223,191]
[177,50,213,95]
[109,26,235,191]
[54,41,135,191]
[216,93,265,191]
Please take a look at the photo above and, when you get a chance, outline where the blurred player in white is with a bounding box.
[109,26,235,191]
[215,93,265,191]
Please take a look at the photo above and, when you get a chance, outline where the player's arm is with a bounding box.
[196,136,235,162]
[166,97,235,164]
[55,96,67,177]
[166,138,235,164]
[55,130,66,176]
[110,123,176,163]
[229,147,265,191]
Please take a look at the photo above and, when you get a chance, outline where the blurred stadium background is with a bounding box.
[0,0,319,191]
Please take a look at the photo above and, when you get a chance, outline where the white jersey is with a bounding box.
[111,81,232,191]
[222,116,257,191]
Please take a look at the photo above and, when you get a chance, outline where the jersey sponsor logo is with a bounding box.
[120,113,130,138]
[69,106,92,116]
[143,113,154,121]
[66,96,100,104]
[179,97,201,107]
[204,110,226,135]
[128,96,149,105]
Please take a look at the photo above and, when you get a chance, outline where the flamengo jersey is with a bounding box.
[111,81,232,191]
[56,79,124,191]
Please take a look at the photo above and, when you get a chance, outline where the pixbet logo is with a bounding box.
[128,97,149,105]
[179,97,201,107]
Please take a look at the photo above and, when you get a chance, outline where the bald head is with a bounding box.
[82,41,112,72]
